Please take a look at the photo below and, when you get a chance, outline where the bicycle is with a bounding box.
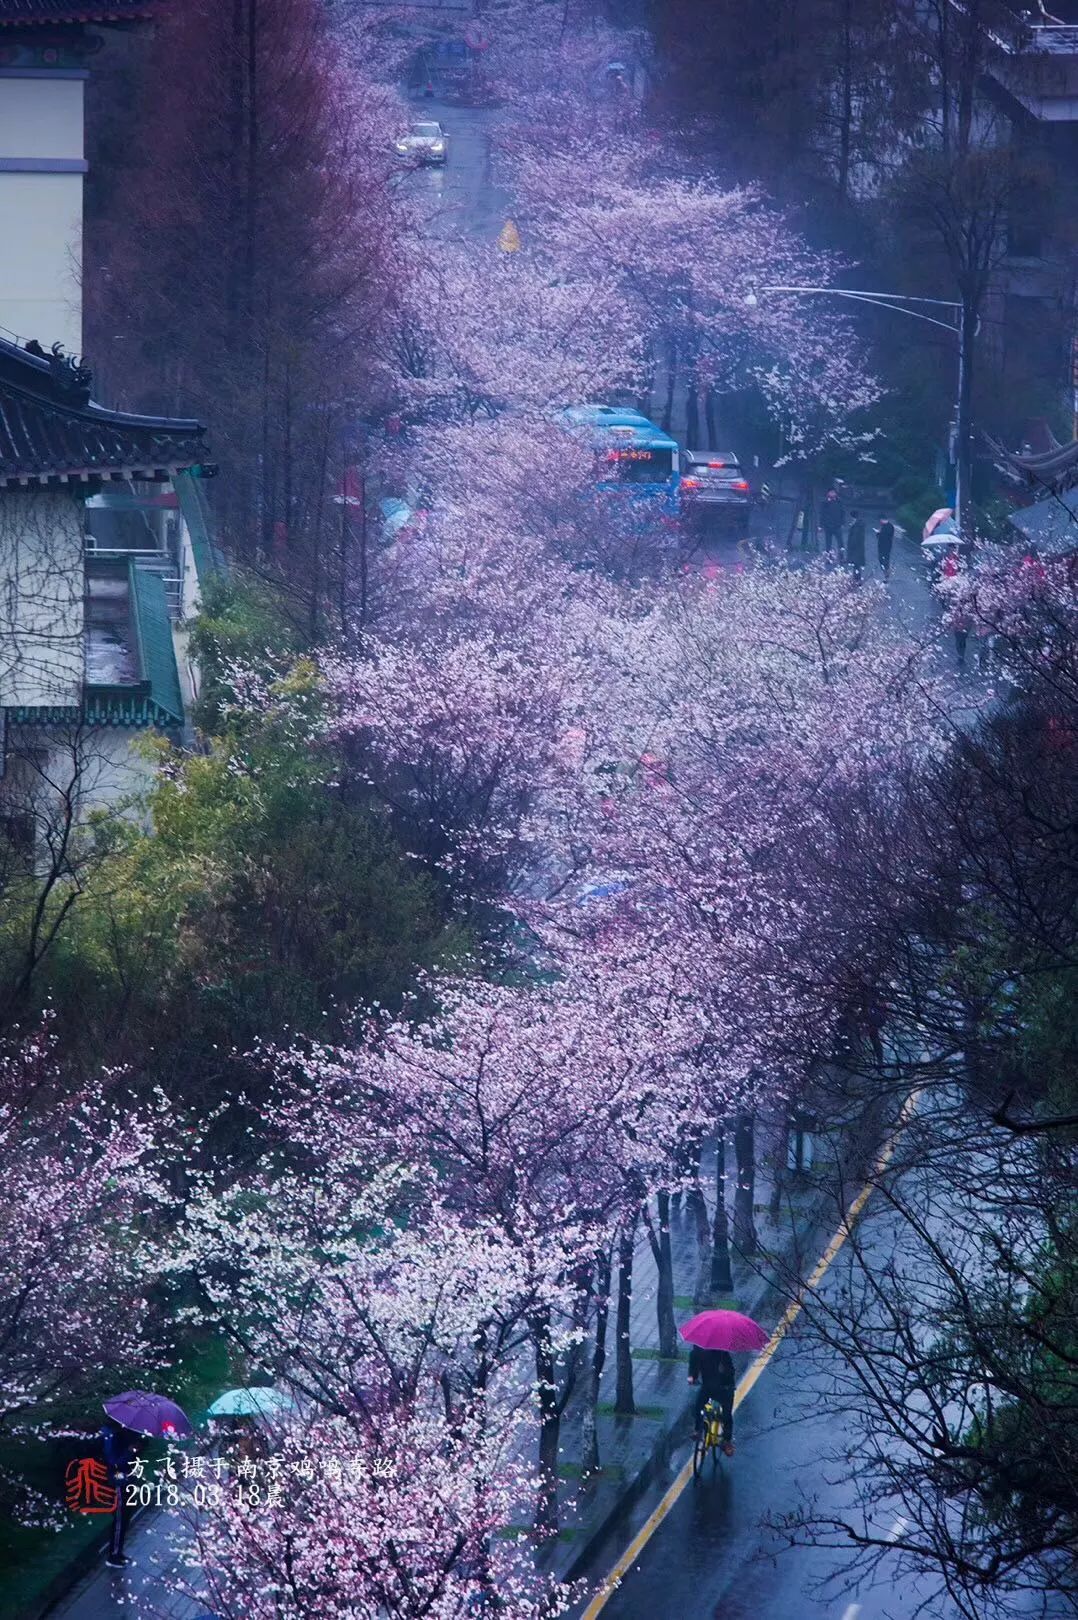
[692,1398,733,1479]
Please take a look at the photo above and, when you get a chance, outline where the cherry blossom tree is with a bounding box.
[380,244,642,428]
[186,1406,571,1620]
[0,1027,169,1436]
[293,978,652,1531]
[170,1151,575,1609]
[508,130,880,449]
[325,621,587,900]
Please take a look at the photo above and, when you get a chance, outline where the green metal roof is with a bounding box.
[6,562,185,731]
[128,564,184,726]
[50,560,183,728]
[174,468,227,585]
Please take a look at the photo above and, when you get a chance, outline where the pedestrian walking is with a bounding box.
[845,510,866,581]
[688,1345,736,1455]
[875,516,895,580]
[99,1418,140,1569]
[819,489,844,554]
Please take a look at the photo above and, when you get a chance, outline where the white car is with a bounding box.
[395,121,448,165]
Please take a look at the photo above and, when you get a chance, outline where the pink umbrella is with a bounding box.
[679,1309,769,1353]
[923,506,955,540]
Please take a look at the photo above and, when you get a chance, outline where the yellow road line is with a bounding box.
[579,1093,920,1619]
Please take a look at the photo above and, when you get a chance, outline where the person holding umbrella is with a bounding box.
[687,1346,737,1455]
[681,1309,768,1458]
[98,1417,141,1569]
[100,1392,192,1570]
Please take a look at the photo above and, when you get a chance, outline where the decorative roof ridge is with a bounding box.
[0,3,161,26]
[0,334,204,438]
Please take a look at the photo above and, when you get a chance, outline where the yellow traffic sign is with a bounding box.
[497,219,521,253]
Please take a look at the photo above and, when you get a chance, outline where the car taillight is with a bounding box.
[732,480,749,491]
[707,461,728,468]
[680,477,702,489]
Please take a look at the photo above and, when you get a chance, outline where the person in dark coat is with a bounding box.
[819,489,844,553]
[875,516,895,579]
[845,510,867,580]
[99,1419,140,1569]
[688,1345,735,1454]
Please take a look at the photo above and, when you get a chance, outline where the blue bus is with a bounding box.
[565,405,682,510]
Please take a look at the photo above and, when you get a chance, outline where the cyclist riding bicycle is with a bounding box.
[688,1345,735,1456]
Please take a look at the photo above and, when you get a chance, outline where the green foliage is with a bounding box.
[1014,969,1078,1118]
[187,573,303,734]
[16,599,467,1103]
[894,478,948,548]
[46,709,464,1093]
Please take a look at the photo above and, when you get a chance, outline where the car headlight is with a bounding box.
[431,142,444,152]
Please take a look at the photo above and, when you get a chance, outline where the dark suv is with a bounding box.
[680,451,753,529]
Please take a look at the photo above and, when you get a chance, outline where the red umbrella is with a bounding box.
[923,506,955,539]
[679,1309,769,1353]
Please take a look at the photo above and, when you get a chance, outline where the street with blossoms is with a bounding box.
[0,3,1075,1620]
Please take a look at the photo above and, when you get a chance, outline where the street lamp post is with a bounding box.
[744,284,969,532]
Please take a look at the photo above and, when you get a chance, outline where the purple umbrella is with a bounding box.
[104,1391,193,1440]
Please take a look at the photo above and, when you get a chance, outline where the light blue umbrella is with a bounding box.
[207,1387,295,1422]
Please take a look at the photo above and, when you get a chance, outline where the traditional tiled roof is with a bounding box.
[0,335,207,489]
[989,433,1078,496]
[0,2,159,24]
[1010,487,1078,555]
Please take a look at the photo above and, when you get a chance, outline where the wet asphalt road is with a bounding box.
[583,1196,955,1620]
[398,92,510,243]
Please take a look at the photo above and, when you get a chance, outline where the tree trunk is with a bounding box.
[786,485,804,547]
[357,470,369,635]
[581,1248,612,1477]
[532,1308,561,1536]
[937,0,952,155]
[308,411,329,641]
[956,293,976,535]
[643,1195,678,1358]
[837,0,853,202]
[661,341,677,434]
[338,447,350,642]
[614,1223,636,1415]
[733,1112,758,1258]
[710,1126,733,1295]
[687,1176,712,1308]
[705,386,719,449]
[686,377,700,446]
[956,2,980,157]
[770,1115,790,1217]
[656,1191,678,1357]
[802,480,816,551]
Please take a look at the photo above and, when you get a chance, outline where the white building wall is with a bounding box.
[2,722,159,839]
[0,490,86,708]
[0,71,86,354]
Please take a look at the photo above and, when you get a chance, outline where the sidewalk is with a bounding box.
[40,1510,201,1620]
[33,1117,856,1619]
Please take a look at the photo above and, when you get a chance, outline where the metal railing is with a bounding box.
[85,546,182,620]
